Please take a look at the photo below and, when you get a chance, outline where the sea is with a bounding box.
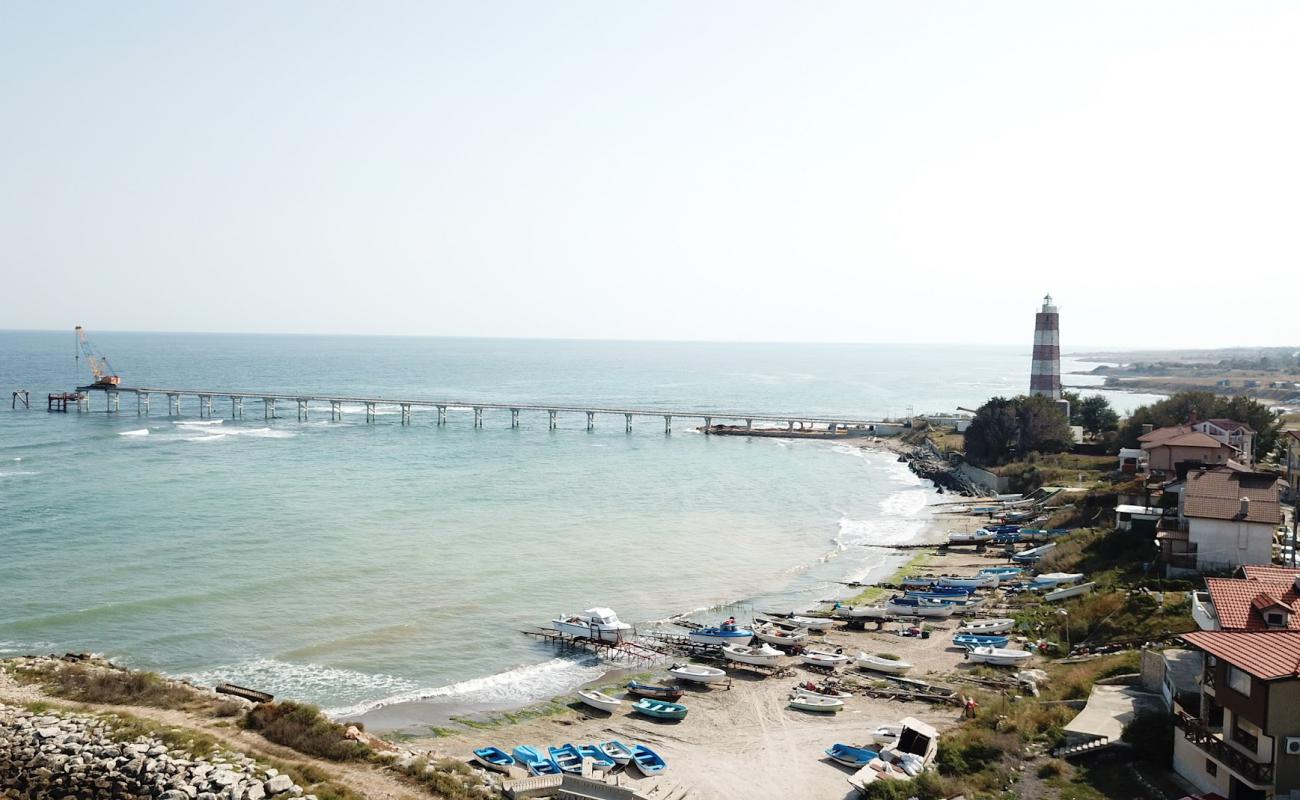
[0,332,1165,728]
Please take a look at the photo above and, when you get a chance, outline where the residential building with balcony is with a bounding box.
[1158,469,1285,576]
[1191,566,1300,632]
[1141,425,1234,475]
[1175,631,1300,799]
[1193,419,1258,466]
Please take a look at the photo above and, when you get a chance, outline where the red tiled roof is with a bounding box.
[1250,592,1289,612]
[1185,495,1280,524]
[1205,577,1300,631]
[1140,431,1226,451]
[1241,565,1300,582]
[1181,630,1300,680]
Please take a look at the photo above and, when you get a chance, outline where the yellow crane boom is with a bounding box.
[75,325,120,386]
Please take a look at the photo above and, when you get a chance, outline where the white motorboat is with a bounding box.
[947,529,994,544]
[966,646,1034,666]
[576,689,623,713]
[754,624,810,647]
[957,618,1016,635]
[856,652,913,675]
[936,574,999,590]
[885,597,956,618]
[787,615,833,631]
[800,648,851,668]
[871,724,902,747]
[849,717,939,791]
[1045,581,1095,602]
[1030,572,1085,588]
[668,663,728,684]
[552,607,633,642]
[835,605,893,620]
[788,695,844,713]
[721,643,783,666]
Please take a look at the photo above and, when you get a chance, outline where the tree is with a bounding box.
[963,396,1019,466]
[963,395,1074,466]
[1077,395,1120,437]
[1118,391,1283,458]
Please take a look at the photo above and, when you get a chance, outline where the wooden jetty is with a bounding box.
[215,682,273,704]
[521,627,669,665]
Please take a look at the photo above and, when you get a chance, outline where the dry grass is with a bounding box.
[242,701,372,762]
[14,661,201,710]
[392,757,484,800]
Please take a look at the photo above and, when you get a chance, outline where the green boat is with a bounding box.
[632,698,688,720]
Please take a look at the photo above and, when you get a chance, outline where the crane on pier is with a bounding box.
[75,326,120,386]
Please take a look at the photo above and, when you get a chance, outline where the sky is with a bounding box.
[2,2,1297,348]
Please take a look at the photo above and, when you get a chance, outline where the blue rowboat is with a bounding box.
[575,743,616,768]
[687,624,753,646]
[625,681,683,701]
[978,566,1022,578]
[472,747,514,773]
[824,743,878,768]
[631,743,668,775]
[906,586,970,598]
[599,740,634,765]
[632,698,688,720]
[953,634,1010,648]
[548,744,584,775]
[511,745,560,776]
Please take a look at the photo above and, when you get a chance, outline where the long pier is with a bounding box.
[73,384,905,434]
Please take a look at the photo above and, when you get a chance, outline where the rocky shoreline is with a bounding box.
[891,439,982,496]
[0,704,306,800]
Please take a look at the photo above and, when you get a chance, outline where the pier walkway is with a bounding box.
[74,384,904,434]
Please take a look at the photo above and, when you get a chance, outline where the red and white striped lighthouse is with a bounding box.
[1029,293,1061,400]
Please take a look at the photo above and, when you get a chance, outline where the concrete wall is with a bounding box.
[1140,649,1167,699]
[1265,680,1300,793]
[1189,518,1274,572]
[956,463,1011,494]
[1173,733,1232,798]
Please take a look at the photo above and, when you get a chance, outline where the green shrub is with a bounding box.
[1122,710,1176,767]
[242,702,371,762]
[936,728,1009,776]
[855,771,949,800]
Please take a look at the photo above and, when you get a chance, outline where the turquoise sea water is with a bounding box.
[0,332,1162,726]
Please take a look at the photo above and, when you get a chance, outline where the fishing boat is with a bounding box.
[958,617,1015,634]
[905,586,970,598]
[1045,581,1095,602]
[754,623,811,646]
[551,607,633,642]
[856,652,913,675]
[825,743,878,768]
[631,744,668,775]
[625,681,683,701]
[471,747,515,773]
[900,576,937,589]
[788,694,845,713]
[576,689,622,713]
[1011,543,1057,564]
[575,743,616,768]
[686,619,754,647]
[1029,572,1085,589]
[668,663,728,684]
[885,596,956,618]
[599,740,634,766]
[966,646,1034,666]
[511,745,560,776]
[953,633,1010,649]
[548,744,584,775]
[936,574,999,590]
[834,605,892,620]
[977,566,1023,582]
[947,529,994,545]
[787,615,833,631]
[632,698,688,720]
[792,680,852,700]
[800,648,851,668]
[871,725,902,747]
[721,643,783,666]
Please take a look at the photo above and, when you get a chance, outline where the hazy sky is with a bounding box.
[3,2,1297,347]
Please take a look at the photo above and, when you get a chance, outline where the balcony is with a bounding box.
[1191,591,1219,630]
[1176,710,1274,788]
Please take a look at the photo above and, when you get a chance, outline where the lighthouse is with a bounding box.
[1029,293,1062,400]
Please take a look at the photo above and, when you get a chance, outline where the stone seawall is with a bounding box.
[0,704,308,800]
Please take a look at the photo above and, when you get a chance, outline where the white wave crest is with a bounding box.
[835,515,928,549]
[0,470,39,478]
[118,429,149,437]
[174,419,224,426]
[183,658,420,710]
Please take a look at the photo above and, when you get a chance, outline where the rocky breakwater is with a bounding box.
[0,704,308,800]
[897,440,980,496]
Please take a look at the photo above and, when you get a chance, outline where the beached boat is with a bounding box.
[625,681,683,701]
[855,652,913,675]
[977,566,1022,581]
[871,725,902,747]
[905,586,970,598]
[966,646,1034,666]
[687,621,754,647]
[668,663,728,684]
[632,698,688,720]
[1029,572,1085,589]
[848,717,939,791]
[631,744,668,775]
[1011,543,1057,564]
[947,529,994,545]
[953,633,1010,649]
[511,745,560,776]
[787,615,833,631]
[789,694,845,713]
[576,689,622,713]
[575,743,616,768]
[800,648,851,668]
[471,747,514,773]
[548,744,584,774]
[552,607,633,642]
[1045,581,1095,602]
[825,743,878,768]
[792,681,852,700]
[958,617,1015,634]
[721,643,783,666]
[834,605,892,620]
[900,576,937,589]
[599,740,634,765]
[754,623,811,646]
[936,574,999,590]
[885,596,956,618]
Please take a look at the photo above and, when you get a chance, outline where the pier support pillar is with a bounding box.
[263,398,276,419]
[625,413,633,434]
[548,410,557,430]
[473,407,483,428]
[400,403,411,425]
[365,402,376,423]
[745,418,752,431]
[168,393,181,416]
[511,409,519,428]
[437,406,447,426]
[703,416,711,434]
[787,420,794,432]
[297,399,308,422]
[232,397,243,419]
[586,411,594,431]
[106,391,119,413]
[76,392,88,413]
[664,415,672,435]
[137,392,149,416]
[330,400,340,421]
[829,422,838,433]
[199,395,213,418]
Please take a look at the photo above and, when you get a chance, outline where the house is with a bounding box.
[1141,426,1234,474]
[1158,469,1284,575]
[1190,567,1300,632]
[1173,630,1300,800]
[1117,504,1164,533]
[1193,419,1258,466]
[1285,431,1300,502]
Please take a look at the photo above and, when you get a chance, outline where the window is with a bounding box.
[1232,719,1259,752]
[1266,611,1287,628]
[1227,665,1252,696]
[1205,759,1218,776]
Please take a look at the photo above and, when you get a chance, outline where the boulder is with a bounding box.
[263,774,294,795]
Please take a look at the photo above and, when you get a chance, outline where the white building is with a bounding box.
[1159,468,1284,576]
